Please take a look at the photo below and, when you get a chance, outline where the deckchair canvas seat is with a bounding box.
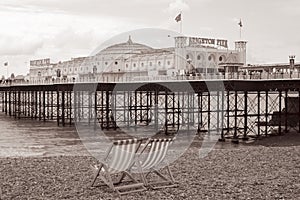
[91,138,146,196]
[136,137,177,189]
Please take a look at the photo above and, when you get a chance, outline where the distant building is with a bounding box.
[29,58,55,82]
[242,56,299,73]
[29,36,247,82]
[14,75,26,84]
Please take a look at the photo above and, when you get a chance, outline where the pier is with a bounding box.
[1,78,299,141]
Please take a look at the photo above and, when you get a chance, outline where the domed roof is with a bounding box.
[96,36,153,55]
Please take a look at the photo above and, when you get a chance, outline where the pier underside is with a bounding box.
[1,80,300,141]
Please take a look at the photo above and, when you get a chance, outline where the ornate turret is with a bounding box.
[174,36,188,73]
[235,41,247,66]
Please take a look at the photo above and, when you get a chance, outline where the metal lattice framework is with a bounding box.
[1,80,300,142]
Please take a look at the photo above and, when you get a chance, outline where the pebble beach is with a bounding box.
[1,132,300,200]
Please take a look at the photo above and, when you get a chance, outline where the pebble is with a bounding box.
[0,139,299,199]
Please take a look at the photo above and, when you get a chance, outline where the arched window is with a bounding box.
[186,54,193,61]
[93,66,97,74]
[208,54,215,62]
[197,55,201,60]
[219,56,226,62]
[56,69,61,77]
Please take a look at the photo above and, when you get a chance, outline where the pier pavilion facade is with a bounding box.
[29,36,247,83]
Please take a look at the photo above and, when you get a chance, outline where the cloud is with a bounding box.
[0,35,43,56]
[1,0,167,20]
[165,0,190,13]
[49,27,97,50]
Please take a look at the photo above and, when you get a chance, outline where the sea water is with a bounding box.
[0,112,88,157]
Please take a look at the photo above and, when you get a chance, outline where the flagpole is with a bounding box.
[240,26,241,40]
[240,27,242,40]
[180,11,182,34]
[239,19,242,40]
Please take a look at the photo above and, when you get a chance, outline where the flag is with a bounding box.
[238,19,243,27]
[175,13,181,22]
[4,62,8,66]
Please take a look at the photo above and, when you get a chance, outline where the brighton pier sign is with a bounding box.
[189,37,228,48]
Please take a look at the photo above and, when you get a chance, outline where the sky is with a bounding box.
[0,0,300,77]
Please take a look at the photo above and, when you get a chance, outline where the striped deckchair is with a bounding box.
[91,138,146,196]
[136,137,177,189]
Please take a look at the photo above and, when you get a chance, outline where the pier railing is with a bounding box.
[1,71,300,86]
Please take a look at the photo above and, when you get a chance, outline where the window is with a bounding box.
[208,56,212,61]
[133,63,136,67]
[115,61,118,65]
[105,62,108,65]
[158,70,167,75]
[196,68,204,73]
[197,55,201,60]
[219,56,223,62]
[75,68,77,71]
[158,61,161,66]
[150,62,152,66]
[167,61,170,65]
[141,63,144,67]
[207,68,215,73]
[57,69,61,77]
[93,66,97,73]
[126,64,128,68]
[186,55,189,59]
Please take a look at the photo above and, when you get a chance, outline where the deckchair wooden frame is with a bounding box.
[136,138,177,189]
[91,138,146,196]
